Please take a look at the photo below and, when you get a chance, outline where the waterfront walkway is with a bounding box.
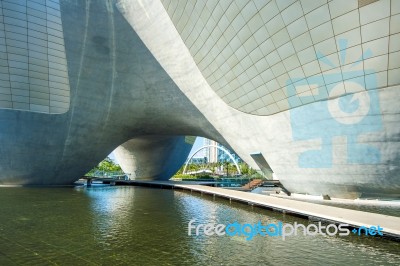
[82,179,400,240]
[175,184,400,238]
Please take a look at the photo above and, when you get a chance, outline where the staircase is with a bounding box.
[242,179,263,190]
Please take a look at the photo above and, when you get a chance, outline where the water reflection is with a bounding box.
[0,186,398,265]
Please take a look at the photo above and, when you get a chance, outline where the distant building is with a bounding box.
[203,138,241,164]
[203,138,218,163]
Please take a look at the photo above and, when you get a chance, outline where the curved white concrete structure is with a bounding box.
[0,0,399,199]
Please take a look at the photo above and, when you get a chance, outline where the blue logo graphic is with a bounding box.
[287,39,382,168]
[351,225,383,236]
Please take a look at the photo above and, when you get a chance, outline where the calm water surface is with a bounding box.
[0,185,399,265]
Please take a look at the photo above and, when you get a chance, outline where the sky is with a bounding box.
[189,137,204,158]
[108,152,117,162]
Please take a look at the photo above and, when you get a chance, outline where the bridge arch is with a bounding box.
[183,145,241,175]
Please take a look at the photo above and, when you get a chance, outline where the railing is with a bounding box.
[85,171,130,180]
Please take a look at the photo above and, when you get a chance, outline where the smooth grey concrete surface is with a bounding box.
[114,136,192,180]
[0,0,398,201]
[0,0,227,185]
[118,0,400,199]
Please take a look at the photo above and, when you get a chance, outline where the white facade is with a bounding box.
[117,0,400,199]
[0,0,399,200]
[203,138,218,163]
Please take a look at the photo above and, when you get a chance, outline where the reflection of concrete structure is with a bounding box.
[0,0,399,199]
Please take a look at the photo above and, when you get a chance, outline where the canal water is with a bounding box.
[0,185,399,265]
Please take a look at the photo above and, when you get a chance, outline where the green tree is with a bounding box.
[223,161,230,176]
[87,157,122,176]
[240,162,249,174]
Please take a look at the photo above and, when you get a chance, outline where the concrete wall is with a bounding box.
[114,136,192,180]
[0,0,225,185]
[0,0,398,200]
[117,0,400,199]
[160,0,400,115]
[0,0,70,114]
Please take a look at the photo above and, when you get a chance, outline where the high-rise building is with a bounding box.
[202,138,241,164]
[203,138,218,163]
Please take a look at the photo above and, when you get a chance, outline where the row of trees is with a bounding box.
[174,161,258,177]
[87,157,260,179]
[86,157,123,176]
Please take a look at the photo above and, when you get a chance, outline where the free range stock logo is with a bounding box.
[188,219,383,241]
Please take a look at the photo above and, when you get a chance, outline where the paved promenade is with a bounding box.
[173,184,400,239]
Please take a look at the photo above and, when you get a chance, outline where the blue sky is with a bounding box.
[108,152,117,161]
[189,137,204,158]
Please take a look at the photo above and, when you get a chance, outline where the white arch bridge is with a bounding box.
[183,144,241,175]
